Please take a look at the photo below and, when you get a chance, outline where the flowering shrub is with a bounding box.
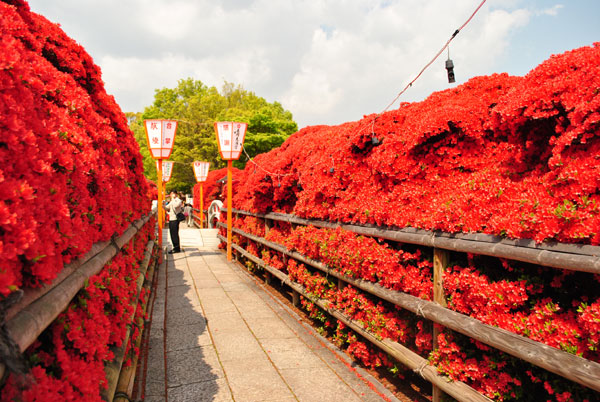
[223,43,600,400]
[1,1,155,399]
[231,43,600,245]
[146,179,158,202]
[0,0,150,296]
[429,333,522,400]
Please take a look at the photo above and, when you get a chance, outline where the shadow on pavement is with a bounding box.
[150,248,224,401]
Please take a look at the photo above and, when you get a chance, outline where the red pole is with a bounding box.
[157,160,164,253]
[200,183,204,229]
[227,160,233,261]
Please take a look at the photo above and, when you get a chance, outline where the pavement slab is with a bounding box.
[143,227,400,402]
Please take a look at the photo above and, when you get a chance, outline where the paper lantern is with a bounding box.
[214,121,247,160]
[193,161,210,182]
[144,119,178,159]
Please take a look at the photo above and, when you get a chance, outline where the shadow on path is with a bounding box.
[144,247,225,402]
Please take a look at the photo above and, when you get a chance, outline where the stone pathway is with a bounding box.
[144,226,399,402]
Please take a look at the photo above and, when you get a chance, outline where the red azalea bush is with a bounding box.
[0,0,150,296]
[231,43,600,245]
[225,45,600,398]
[146,178,158,202]
[1,0,155,400]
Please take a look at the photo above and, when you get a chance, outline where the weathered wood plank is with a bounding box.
[432,248,449,402]
[228,208,600,274]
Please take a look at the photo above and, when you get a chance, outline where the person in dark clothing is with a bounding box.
[165,191,183,253]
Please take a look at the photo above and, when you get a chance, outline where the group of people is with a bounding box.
[164,191,194,254]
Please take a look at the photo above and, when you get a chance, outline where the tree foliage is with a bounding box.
[129,79,297,193]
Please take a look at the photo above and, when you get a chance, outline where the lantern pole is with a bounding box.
[200,183,204,229]
[227,160,233,261]
[214,121,246,262]
[157,160,164,252]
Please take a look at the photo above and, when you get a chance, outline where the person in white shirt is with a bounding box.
[165,191,183,253]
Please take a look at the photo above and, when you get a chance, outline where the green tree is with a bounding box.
[129,79,297,193]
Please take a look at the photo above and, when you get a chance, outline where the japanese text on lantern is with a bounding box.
[162,161,173,182]
[144,119,178,159]
[193,161,210,182]
[214,121,247,160]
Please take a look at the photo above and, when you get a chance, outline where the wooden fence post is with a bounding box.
[432,247,449,402]
[265,218,273,236]
[265,271,272,286]
[292,290,300,307]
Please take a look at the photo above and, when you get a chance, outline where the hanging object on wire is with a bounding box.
[446,47,456,83]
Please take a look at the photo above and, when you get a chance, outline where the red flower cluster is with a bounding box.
[0,0,150,296]
[146,179,158,201]
[429,333,522,400]
[230,43,600,245]
[1,219,155,401]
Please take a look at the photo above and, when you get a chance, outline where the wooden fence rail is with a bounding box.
[217,209,600,395]
[0,210,157,388]
[221,233,492,402]
[230,208,600,274]
[104,240,158,401]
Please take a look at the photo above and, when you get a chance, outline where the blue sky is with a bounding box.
[26,0,600,128]
[493,1,599,76]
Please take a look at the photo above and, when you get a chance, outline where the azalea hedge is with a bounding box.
[220,43,600,401]
[2,220,155,401]
[1,0,154,400]
[232,43,600,246]
[0,0,150,297]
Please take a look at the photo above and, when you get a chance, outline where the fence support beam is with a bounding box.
[219,223,600,393]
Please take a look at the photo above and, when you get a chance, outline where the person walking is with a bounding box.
[165,191,183,254]
[184,203,193,227]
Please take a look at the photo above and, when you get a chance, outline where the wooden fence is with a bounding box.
[192,208,207,228]
[1,210,159,402]
[217,208,600,400]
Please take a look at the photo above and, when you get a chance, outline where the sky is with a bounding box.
[26,0,600,129]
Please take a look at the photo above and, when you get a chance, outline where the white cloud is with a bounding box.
[137,1,202,40]
[100,49,273,112]
[28,0,592,128]
[537,4,564,16]
[281,1,533,125]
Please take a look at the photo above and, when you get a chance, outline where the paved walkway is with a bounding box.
[144,226,399,402]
